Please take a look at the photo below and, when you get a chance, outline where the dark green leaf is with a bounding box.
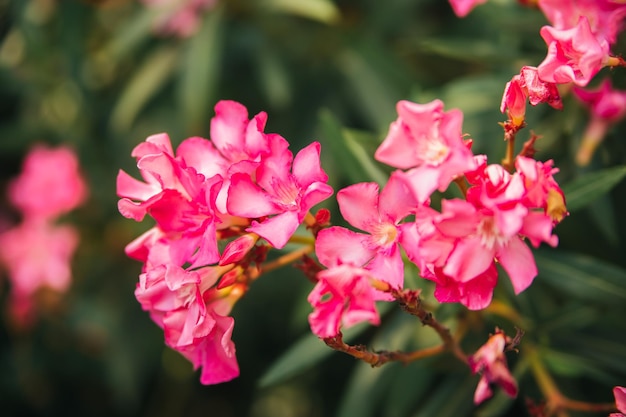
[562,165,626,212]
[535,250,626,305]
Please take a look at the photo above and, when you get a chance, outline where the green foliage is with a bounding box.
[1,0,626,417]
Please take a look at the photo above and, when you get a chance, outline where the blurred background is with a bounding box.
[1,0,626,416]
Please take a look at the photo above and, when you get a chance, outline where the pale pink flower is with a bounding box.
[315,173,415,289]
[469,331,518,404]
[501,66,562,127]
[448,0,488,17]
[537,16,611,86]
[8,145,87,221]
[141,0,218,38]
[226,137,333,248]
[308,265,381,338]
[573,79,626,165]
[611,386,626,417]
[375,99,476,203]
[0,219,78,298]
[538,0,626,45]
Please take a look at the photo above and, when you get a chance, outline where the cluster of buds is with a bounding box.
[0,145,87,326]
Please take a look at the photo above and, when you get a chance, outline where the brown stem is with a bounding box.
[323,332,447,367]
[260,245,315,275]
[389,288,469,363]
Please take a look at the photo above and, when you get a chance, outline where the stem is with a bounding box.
[323,332,447,367]
[288,234,316,245]
[261,244,314,275]
[527,346,617,416]
[303,211,317,228]
[453,176,468,198]
[501,132,516,173]
[389,287,468,364]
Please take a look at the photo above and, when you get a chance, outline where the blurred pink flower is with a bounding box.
[448,0,488,17]
[573,79,626,165]
[611,386,626,417]
[469,331,518,404]
[537,16,611,86]
[538,0,626,45]
[141,0,218,38]
[8,145,87,221]
[0,219,79,300]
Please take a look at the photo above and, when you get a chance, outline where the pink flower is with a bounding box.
[8,145,87,221]
[117,133,224,267]
[140,0,218,38]
[422,264,498,310]
[315,173,415,289]
[573,79,626,165]
[515,156,568,223]
[501,66,562,127]
[0,219,79,299]
[611,386,626,417]
[226,136,333,248]
[537,16,611,86]
[469,331,518,404]
[308,265,381,338]
[375,99,476,203]
[448,0,488,17]
[538,0,626,45]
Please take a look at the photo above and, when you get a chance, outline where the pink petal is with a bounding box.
[316,227,376,268]
[497,237,537,294]
[247,211,300,249]
[444,236,495,283]
[337,182,381,231]
[292,142,328,187]
[226,173,280,218]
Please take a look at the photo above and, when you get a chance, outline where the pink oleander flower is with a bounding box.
[515,156,568,223]
[308,265,381,338]
[141,0,218,38]
[538,0,626,45]
[226,136,334,249]
[314,172,415,290]
[400,158,559,308]
[8,145,87,221]
[537,16,612,86]
[135,263,239,384]
[0,219,79,307]
[501,66,562,127]
[611,386,626,417]
[448,0,488,17]
[469,331,518,405]
[117,132,224,268]
[375,99,477,203]
[573,79,626,165]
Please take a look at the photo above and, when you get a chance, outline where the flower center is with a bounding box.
[370,222,398,249]
[477,217,508,251]
[271,177,299,208]
[416,133,450,166]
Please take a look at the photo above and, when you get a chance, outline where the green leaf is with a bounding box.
[535,250,626,305]
[179,7,224,134]
[110,46,180,133]
[259,301,393,388]
[412,373,476,417]
[542,349,614,381]
[561,165,626,212]
[102,8,159,61]
[262,0,340,24]
[319,109,388,186]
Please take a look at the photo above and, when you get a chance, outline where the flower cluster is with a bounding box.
[117,100,333,384]
[0,145,87,326]
[308,98,566,341]
[140,0,218,38]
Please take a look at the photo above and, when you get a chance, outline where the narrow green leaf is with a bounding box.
[103,8,159,61]
[110,46,179,133]
[561,165,626,212]
[319,109,387,186]
[535,250,626,305]
[179,8,223,134]
[542,349,614,381]
[263,0,340,24]
[412,373,476,417]
[259,302,393,388]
